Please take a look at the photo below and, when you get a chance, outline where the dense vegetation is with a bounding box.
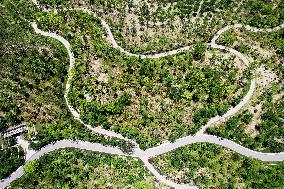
[0,0,133,153]
[0,146,25,180]
[38,0,284,53]
[0,0,70,132]
[30,1,283,151]
[1,0,49,131]
[1,0,283,187]
[34,10,250,149]
[153,143,284,188]
[0,137,25,180]
[206,94,284,153]
[27,123,134,153]
[9,148,164,188]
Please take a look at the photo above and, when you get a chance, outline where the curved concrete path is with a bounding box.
[0,139,196,189]
[197,22,284,134]
[32,23,134,143]
[30,17,284,189]
[2,1,283,188]
[145,134,284,161]
[1,135,284,189]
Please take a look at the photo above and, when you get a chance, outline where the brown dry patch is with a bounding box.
[97,73,109,83]
[256,66,278,88]
[183,106,194,126]
[21,102,60,125]
[274,137,284,144]
[38,45,53,57]
[195,167,211,179]
[126,88,141,116]
[254,43,275,59]
[148,95,163,113]
[93,84,112,104]
[202,51,219,66]
[272,92,284,103]
[89,56,101,76]
[245,103,262,138]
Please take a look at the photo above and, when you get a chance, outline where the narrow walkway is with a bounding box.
[197,22,284,134]
[144,134,284,161]
[29,18,284,189]
[1,136,284,189]
[1,1,283,188]
[16,136,36,160]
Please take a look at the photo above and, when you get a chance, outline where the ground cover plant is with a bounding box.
[153,143,284,188]
[0,137,25,180]
[8,148,165,189]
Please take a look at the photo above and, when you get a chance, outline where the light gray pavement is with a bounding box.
[2,1,283,188]
[144,134,284,161]
[0,139,196,189]
[29,19,284,189]
[0,140,127,189]
[16,136,36,160]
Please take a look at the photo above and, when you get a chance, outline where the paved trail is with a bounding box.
[32,23,133,143]
[1,1,284,189]
[0,140,196,189]
[145,135,284,161]
[1,136,283,189]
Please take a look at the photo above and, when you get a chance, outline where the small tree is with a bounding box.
[193,43,206,61]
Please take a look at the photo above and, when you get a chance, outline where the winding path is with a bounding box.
[101,17,192,59]
[1,135,284,189]
[0,140,195,189]
[144,134,284,161]
[32,23,134,143]
[1,1,284,189]
[197,22,284,134]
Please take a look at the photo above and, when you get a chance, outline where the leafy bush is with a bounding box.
[0,146,25,180]
[153,143,284,188]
